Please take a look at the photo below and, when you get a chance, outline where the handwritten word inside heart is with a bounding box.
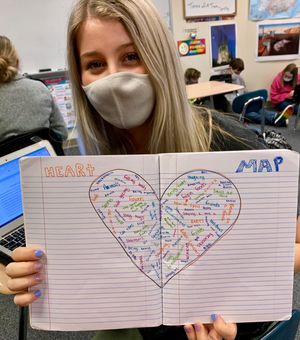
[89,169,241,287]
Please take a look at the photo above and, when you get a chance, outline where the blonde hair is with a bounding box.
[67,0,216,155]
[0,36,19,83]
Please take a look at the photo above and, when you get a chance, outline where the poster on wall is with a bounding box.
[256,20,300,61]
[210,23,236,69]
[177,39,206,56]
[249,0,300,21]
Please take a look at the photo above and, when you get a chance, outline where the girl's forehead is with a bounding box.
[77,18,132,54]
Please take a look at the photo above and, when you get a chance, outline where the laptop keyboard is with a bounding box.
[0,226,25,251]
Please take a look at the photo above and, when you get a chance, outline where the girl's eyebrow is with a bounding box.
[80,42,135,59]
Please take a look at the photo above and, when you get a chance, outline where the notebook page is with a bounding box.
[20,155,162,331]
[159,149,299,324]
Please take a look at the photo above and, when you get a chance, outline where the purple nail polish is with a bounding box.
[34,290,41,298]
[211,313,217,321]
[184,325,192,333]
[34,262,42,271]
[195,323,202,331]
[35,274,42,282]
[34,250,43,257]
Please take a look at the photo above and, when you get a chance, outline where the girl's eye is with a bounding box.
[124,52,140,64]
[87,60,105,70]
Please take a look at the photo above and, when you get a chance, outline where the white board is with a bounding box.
[184,0,236,18]
[0,0,172,73]
[152,0,172,30]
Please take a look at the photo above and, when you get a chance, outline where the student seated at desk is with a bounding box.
[184,68,205,106]
[226,58,293,127]
[0,36,68,143]
[3,1,300,339]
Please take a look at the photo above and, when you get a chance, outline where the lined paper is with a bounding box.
[20,149,299,331]
[21,155,162,331]
[160,151,298,325]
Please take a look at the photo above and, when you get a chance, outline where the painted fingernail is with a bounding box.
[195,323,202,331]
[34,250,43,257]
[34,290,41,298]
[211,313,217,321]
[34,262,42,271]
[184,325,192,333]
[35,274,42,282]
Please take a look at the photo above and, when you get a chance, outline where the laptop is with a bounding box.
[0,140,56,264]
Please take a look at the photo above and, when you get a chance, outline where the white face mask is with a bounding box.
[83,72,155,129]
[283,75,293,82]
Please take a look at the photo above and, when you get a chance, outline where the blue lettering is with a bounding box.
[274,156,283,172]
[235,159,257,173]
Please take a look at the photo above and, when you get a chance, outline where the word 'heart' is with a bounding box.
[89,169,241,287]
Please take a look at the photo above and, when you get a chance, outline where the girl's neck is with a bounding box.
[128,119,151,154]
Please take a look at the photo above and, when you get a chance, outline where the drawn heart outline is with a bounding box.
[89,169,241,287]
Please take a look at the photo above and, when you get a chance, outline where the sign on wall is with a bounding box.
[178,39,206,56]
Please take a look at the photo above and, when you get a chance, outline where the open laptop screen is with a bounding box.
[0,147,51,228]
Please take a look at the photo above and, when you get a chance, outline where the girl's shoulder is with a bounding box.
[210,111,267,151]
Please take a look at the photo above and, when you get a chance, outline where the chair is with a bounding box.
[0,127,64,156]
[231,89,268,134]
[209,74,233,83]
[295,106,300,130]
[259,309,300,340]
[209,74,233,112]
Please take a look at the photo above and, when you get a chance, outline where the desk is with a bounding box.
[186,81,244,100]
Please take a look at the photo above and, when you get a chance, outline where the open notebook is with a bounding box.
[20,149,299,331]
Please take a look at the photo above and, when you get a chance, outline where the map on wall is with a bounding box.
[249,0,300,21]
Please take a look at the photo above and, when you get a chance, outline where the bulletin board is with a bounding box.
[184,0,236,18]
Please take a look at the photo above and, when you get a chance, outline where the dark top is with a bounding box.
[140,111,269,340]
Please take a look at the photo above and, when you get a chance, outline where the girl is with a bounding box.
[270,63,300,113]
[0,36,68,142]
[5,1,300,339]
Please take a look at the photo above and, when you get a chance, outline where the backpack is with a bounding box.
[263,130,292,150]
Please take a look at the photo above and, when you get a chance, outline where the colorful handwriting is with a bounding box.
[89,169,241,287]
[44,163,95,177]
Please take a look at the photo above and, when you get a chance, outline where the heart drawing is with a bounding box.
[89,169,241,287]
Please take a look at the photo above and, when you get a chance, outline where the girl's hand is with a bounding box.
[5,247,44,306]
[184,314,237,340]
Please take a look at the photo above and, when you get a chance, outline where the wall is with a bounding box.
[0,0,76,74]
[0,0,170,74]
[171,0,299,92]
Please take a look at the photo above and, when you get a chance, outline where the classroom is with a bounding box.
[1,1,300,339]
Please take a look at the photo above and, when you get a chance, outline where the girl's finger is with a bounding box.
[12,247,44,262]
[7,273,43,291]
[212,314,237,340]
[194,323,209,340]
[13,290,42,307]
[6,260,42,278]
[184,324,196,340]
[207,328,222,340]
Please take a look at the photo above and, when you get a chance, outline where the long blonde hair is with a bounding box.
[0,36,19,83]
[67,0,215,155]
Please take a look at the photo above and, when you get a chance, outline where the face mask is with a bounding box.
[83,72,155,129]
[283,76,293,82]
